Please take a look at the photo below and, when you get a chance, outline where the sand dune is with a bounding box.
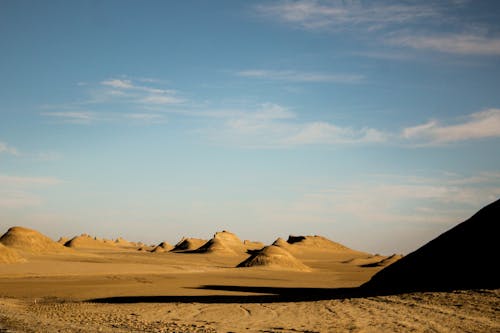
[343,254,386,266]
[0,243,26,264]
[243,240,264,250]
[361,254,403,267]
[0,226,66,254]
[171,237,207,252]
[64,234,117,250]
[363,198,500,292]
[195,231,248,255]
[237,245,311,271]
[151,241,173,253]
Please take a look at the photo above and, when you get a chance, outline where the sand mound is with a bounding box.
[0,226,65,254]
[64,234,117,249]
[343,255,386,266]
[114,237,136,248]
[237,245,311,271]
[171,237,207,252]
[363,199,500,292]
[272,237,290,248]
[0,243,26,264]
[286,235,353,251]
[151,241,173,253]
[195,231,247,255]
[243,240,265,251]
[361,254,404,267]
[57,237,69,244]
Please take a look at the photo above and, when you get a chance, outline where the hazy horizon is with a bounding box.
[1,1,500,254]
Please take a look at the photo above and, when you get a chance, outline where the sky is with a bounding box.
[1,0,500,254]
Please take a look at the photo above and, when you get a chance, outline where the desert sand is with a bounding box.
[0,199,499,332]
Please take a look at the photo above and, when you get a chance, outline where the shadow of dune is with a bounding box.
[88,285,370,304]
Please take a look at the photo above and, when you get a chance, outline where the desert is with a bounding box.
[0,199,499,333]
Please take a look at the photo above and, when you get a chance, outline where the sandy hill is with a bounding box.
[171,237,207,252]
[57,237,69,244]
[361,254,403,268]
[363,198,500,293]
[64,234,117,250]
[195,231,248,255]
[237,245,311,271]
[151,241,173,253]
[243,240,265,251]
[0,243,26,264]
[0,226,66,254]
[343,255,386,266]
[273,235,359,254]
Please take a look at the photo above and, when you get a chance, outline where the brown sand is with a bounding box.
[171,237,207,252]
[237,245,311,271]
[0,226,66,254]
[0,244,25,264]
[0,200,499,332]
[64,234,118,250]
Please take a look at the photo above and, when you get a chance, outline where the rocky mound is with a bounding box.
[64,234,116,249]
[0,226,65,253]
[171,237,207,252]
[363,199,500,293]
[237,245,311,271]
[0,243,26,264]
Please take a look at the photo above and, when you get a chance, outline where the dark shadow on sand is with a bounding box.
[88,285,371,304]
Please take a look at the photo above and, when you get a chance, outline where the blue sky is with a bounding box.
[1,0,499,254]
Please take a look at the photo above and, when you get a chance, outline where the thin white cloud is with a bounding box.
[285,121,386,145]
[403,108,500,144]
[387,34,500,56]
[236,69,364,83]
[99,78,182,105]
[125,113,166,123]
[139,95,184,105]
[41,111,94,124]
[256,1,438,32]
[0,142,19,155]
[101,79,134,89]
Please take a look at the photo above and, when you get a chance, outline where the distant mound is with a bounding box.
[64,234,116,250]
[361,254,403,268]
[243,240,265,251]
[114,237,135,248]
[171,237,207,252]
[343,255,386,266]
[0,243,26,264]
[363,199,500,293]
[237,245,311,271]
[57,237,69,244]
[195,231,246,255]
[273,235,358,254]
[0,226,65,254]
[151,241,173,253]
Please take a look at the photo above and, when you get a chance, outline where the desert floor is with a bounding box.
[0,248,498,333]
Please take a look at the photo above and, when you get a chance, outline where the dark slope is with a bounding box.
[363,198,500,293]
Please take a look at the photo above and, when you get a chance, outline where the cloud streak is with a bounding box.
[403,109,500,144]
[387,34,500,56]
[41,111,95,124]
[236,69,364,83]
[256,1,438,32]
